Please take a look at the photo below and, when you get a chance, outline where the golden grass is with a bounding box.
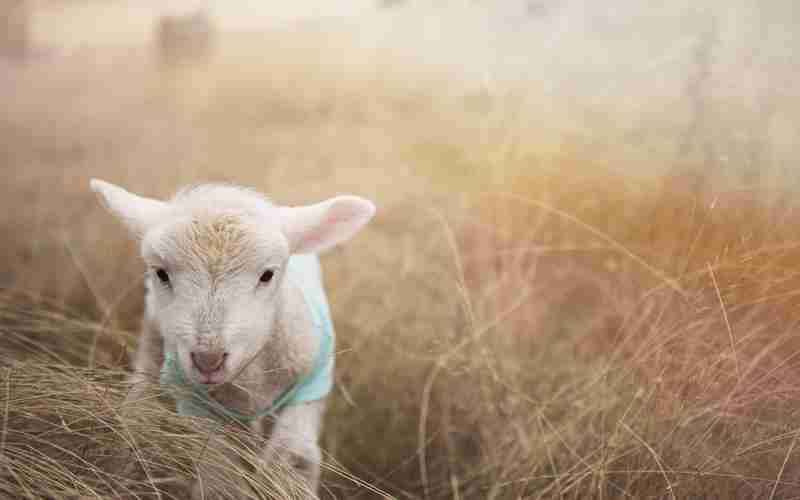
[1,18,800,499]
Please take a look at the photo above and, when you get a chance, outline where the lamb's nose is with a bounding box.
[191,351,227,374]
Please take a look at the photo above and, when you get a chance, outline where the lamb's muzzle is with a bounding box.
[191,350,226,375]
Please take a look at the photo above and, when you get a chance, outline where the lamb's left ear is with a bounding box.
[90,179,168,237]
[279,196,376,254]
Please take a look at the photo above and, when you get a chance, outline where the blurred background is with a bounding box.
[2,1,800,498]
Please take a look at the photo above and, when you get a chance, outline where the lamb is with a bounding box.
[89,179,375,497]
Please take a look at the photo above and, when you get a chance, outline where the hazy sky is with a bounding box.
[34,0,797,89]
[29,0,799,178]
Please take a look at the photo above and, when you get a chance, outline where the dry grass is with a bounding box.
[2,7,800,498]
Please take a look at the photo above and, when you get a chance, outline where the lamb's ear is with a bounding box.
[279,196,376,254]
[90,179,168,236]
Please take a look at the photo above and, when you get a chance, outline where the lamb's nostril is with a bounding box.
[191,351,227,374]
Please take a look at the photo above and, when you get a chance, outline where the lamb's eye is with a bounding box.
[155,268,170,285]
[259,269,274,284]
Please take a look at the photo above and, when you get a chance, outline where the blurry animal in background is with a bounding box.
[0,0,29,60]
[89,180,375,497]
[526,1,552,17]
[156,10,214,68]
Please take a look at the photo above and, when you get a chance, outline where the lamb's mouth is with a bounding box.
[197,369,226,385]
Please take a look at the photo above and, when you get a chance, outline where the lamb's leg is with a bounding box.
[116,319,164,481]
[125,318,164,405]
[188,400,326,499]
[189,422,256,500]
[261,399,326,494]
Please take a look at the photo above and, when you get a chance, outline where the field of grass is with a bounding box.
[2,3,800,498]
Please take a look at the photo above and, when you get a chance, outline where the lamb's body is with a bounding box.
[91,181,375,498]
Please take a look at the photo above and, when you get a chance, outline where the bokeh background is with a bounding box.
[2,1,800,498]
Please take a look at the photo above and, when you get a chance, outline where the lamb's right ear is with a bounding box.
[279,195,376,254]
[90,179,168,236]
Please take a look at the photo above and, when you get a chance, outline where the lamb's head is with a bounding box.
[90,179,375,385]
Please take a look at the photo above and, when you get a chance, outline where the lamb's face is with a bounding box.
[142,214,289,384]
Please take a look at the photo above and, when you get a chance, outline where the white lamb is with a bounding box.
[89,179,375,497]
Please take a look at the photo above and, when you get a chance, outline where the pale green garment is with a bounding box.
[159,254,335,425]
